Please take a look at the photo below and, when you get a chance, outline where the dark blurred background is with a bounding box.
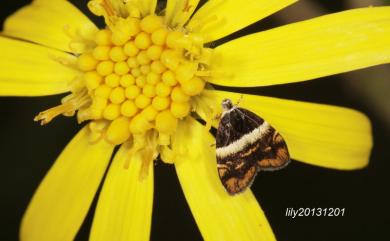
[1,0,389,241]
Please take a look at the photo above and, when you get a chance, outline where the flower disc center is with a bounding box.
[76,14,210,145]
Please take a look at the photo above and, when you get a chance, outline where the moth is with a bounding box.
[216,99,290,195]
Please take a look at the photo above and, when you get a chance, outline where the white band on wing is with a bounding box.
[216,122,270,158]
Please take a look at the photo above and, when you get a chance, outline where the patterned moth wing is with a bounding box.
[216,99,290,195]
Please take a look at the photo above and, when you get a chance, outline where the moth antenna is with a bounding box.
[235,95,244,106]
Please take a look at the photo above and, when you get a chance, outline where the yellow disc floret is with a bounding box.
[171,87,190,102]
[151,61,166,74]
[141,106,158,121]
[93,46,111,60]
[155,110,178,134]
[135,32,152,50]
[140,15,162,33]
[143,84,156,97]
[105,73,120,87]
[152,96,170,111]
[114,62,130,75]
[162,70,177,86]
[129,114,152,134]
[147,45,163,60]
[125,85,141,99]
[95,85,111,98]
[121,100,138,117]
[110,46,127,62]
[181,77,205,96]
[120,74,135,87]
[124,42,139,57]
[96,61,114,76]
[78,53,98,71]
[106,117,131,145]
[109,87,125,104]
[85,71,103,90]
[171,101,191,119]
[95,29,112,46]
[151,28,168,46]
[155,82,171,97]
[103,103,120,120]
[135,94,151,109]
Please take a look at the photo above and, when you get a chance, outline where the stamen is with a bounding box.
[183,0,193,13]
[68,76,86,93]
[139,131,158,179]
[34,102,76,125]
[159,146,175,164]
[34,91,90,125]
[157,133,170,145]
[88,0,117,28]
[139,148,154,180]
[102,0,116,17]
[63,24,97,54]
[88,120,109,143]
[124,134,146,169]
[123,1,141,18]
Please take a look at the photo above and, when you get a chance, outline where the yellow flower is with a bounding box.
[1,0,388,240]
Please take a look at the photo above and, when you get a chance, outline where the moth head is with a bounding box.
[221,99,233,111]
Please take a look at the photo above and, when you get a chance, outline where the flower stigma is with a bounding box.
[34,0,212,170]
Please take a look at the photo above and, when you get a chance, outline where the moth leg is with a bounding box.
[213,112,222,120]
[205,112,222,131]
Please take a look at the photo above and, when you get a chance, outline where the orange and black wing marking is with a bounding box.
[257,129,290,171]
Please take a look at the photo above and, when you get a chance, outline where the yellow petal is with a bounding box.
[187,0,297,43]
[172,118,275,241]
[198,90,372,169]
[0,37,78,96]
[210,7,390,87]
[20,127,114,241]
[165,0,200,28]
[90,143,153,241]
[3,0,97,52]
